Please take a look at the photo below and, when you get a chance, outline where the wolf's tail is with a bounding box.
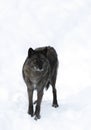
[46,82,50,90]
[34,100,37,104]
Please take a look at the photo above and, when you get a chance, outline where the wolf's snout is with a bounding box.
[34,66,44,72]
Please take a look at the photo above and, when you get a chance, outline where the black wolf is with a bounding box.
[22,46,59,120]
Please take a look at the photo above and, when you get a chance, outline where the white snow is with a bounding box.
[0,0,91,129]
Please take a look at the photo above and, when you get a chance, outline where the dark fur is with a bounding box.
[22,46,59,120]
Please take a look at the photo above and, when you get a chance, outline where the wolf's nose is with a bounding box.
[39,65,42,70]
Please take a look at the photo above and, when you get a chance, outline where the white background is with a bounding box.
[0,0,91,130]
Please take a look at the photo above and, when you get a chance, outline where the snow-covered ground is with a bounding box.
[0,0,91,129]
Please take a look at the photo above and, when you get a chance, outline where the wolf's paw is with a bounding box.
[52,103,59,108]
[34,115,41,120]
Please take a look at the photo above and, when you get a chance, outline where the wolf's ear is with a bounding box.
[28,48,34,58]
[42,47,47,56]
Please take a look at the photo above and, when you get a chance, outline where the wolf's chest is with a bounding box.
[33,84,37,89]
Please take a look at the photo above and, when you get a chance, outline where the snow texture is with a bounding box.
[0,0,91,130]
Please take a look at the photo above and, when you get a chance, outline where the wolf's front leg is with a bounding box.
[27,89,34,117]
[34,90,43,120]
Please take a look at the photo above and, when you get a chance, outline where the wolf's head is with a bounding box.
[27,47,49,72]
